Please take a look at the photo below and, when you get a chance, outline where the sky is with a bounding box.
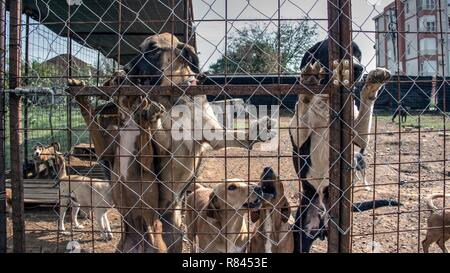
[192,0,393,71]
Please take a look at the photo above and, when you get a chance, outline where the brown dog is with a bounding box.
[32,142,61,178]
[422,193,450,253]
[185,180,263,253]
[109,96,167,253]
[249,167,294,253]
[73,33,275,252]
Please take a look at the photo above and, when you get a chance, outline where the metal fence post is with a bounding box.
[9,0,25,253]
[327,0,354,253]
[0,0,6,253]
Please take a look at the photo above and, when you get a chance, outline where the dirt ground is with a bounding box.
[6,114,450,253]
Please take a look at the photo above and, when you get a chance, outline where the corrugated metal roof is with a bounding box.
[12,0,194,64]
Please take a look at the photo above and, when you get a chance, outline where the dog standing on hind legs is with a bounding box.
[422,193,450,253]
[290,39,400,253]
[109,96,167,253]
[73,33,276,252]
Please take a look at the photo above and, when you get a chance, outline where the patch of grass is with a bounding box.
[4,103,88,169]
[375,112,450,130]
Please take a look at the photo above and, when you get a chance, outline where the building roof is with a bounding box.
[44,54,94,70]
[9,0,195,65]
[372,0,396,21]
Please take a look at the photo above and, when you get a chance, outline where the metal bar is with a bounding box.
[337,0,354,254]
[66,84,331,96]
[436,0,447,251]
[327,0,354,253]
[23,14,30,163]
[327,0,343,253]
[0,0,6,254]
[8,0,25,253]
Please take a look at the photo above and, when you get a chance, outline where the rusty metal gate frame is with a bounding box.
[327,0,353,253]
[0,0,6,254]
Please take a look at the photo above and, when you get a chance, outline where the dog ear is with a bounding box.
[280,196,292,223]
[250,210,260,223]
[177,43,200,74]
[50,142,61,152]
[206,192,219,219]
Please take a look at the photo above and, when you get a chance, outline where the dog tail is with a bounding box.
[425,193,450,211]
[352,199,401,212]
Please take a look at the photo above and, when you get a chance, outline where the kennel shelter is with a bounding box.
[0,0,449,253]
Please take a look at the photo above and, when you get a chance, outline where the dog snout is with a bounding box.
[254,186,263,196]
[249,185,263,202]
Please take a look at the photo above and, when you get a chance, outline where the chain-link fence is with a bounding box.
[0,0,448,253]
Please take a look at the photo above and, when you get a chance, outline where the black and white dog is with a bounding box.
[289,39,400,253]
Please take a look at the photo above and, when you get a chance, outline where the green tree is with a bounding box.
[209,21,318,74]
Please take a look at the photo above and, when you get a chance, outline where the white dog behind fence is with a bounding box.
[36,151,115,241]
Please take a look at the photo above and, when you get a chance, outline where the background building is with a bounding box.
[374,0,450,76]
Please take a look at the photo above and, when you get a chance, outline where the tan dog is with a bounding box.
[185,180,263,253]
[73,33,275,252]
[249,167,294,253]
[32,142,60,178]
[422,193,450,253]
[109,96,167,253]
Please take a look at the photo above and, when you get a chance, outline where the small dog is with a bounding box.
[422,193,450,253]
[249,167,294,253]
[392,104,407,123]
[38,151,114,241]
[32,142,60,179]
[185,179,263,253]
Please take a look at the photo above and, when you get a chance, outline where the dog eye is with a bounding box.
[227,185,237,191]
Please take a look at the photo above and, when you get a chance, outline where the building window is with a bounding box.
[406,2,410,14]
[420,0,436,10]
[426,21,436,32]
[407,24,411,32]
[423,0,436,10]
[420,16,436,32]
[407,43,412,56]
[420,38,437,55]
[420,60,437,76]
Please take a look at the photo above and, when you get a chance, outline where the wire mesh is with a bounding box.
[0,0,448,253]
